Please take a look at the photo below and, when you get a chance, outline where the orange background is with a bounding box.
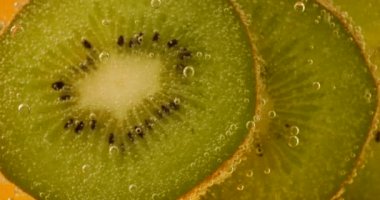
[0,1,34,200]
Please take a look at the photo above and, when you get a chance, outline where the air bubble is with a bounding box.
[312,81,321,90]
[237,184,245,191]
[173,97,181,105]
[253,115,261,122]
[294,1,305,12]
[99,51,110,62]
[128,184,137,192]
[150,0,161,9]
[307,59,314,65]
[290,126,300,136]
[183,66,195,77]
[10,24,24,36]
[82,164,89,173]
[255,145,264,156]
[148,52,155,58]
[205,54,212,60]
[196,52,203,57]
[89,113,96,119]
[364,90,372,102]
[268,110,276,118]
[245,121,255,130]
[18,103,31,116]
[151,193,159,200]
[101,19,111,26]
[288,136,300,148]
[246,170,253,177]
[108,145,119,155]
[264,168,271,175]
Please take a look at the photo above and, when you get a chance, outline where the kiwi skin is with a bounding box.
[0,0,256,199]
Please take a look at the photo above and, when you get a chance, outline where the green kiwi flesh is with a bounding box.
[202,0,378,199]
[0,0,256,199]
[330,0,380,198]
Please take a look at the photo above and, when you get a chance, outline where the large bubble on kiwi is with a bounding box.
[199,0,378,199]
[0,0,256,199]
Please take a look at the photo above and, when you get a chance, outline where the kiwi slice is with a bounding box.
[199,0,378,199]
[327,0,380,198]
[0,0,256,199]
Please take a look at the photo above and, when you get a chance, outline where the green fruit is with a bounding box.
[200,0,379,199]
[0,0,256,199]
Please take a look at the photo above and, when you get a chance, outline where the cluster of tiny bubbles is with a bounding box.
[264,167,271,175]
[287,135,300,148]
[245,120,255,130]
[236,184,245,191]
[101,19,111,26]
[150,0,161,9]
[128,184,137,193]
[99,51,110,62]
[312,81,321,90]
[183,66,195,78]
[290,125,300,136]
[307,59,314,65]
[268,110,277,118]
[246,170,253,177]
[293,1,306,13]
[17,103,31,116]
[108,145,119,155]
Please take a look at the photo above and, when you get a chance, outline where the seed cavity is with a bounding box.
[52,81,65,90]
[82,39,93,49]
[167,39,178,48]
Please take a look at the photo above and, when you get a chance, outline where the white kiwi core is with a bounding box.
[75,53,162,119]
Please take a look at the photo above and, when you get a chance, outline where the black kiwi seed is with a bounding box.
[82,39,93,49]
[127,132,134,142]
[117,35,125,46]
[178,48,192,60]
[52,81,65,91]
[161,105,170,113]
[167,39,178,48]
[60,95,72,101]
[75,121,85,133]
[108,133,115,144]
[145,119,153,129]
[90,120,97,130]
[375,131,380,143]
[152,32,160,41]
[64,118,74,129]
